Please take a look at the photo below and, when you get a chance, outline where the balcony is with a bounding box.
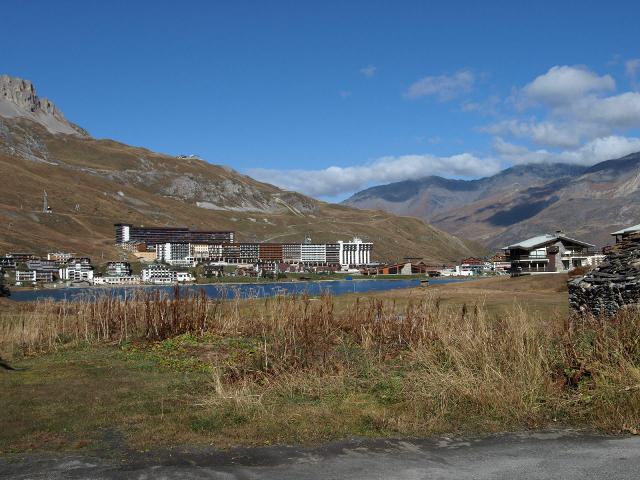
[510,255,549,262]
[561,250,594,258]
[512,265,555,274]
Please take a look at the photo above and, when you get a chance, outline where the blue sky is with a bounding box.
[4,0,640,200]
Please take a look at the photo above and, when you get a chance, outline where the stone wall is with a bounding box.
[569,233,640,316]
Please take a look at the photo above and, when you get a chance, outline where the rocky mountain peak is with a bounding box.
[0,74,88,136]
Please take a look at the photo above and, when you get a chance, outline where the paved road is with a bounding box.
[1,431,639,479]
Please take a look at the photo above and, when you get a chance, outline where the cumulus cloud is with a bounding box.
[486,65,640,151]
[522,65,615,106]
[483,119,607,149]
[360,65,377,77]
[249,153,502,198]
[493,136,640,167]
[404,70,474,101]
[566,92,640,129]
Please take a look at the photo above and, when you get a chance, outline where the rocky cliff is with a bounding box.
[0,75,87,136]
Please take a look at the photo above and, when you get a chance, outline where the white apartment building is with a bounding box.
[94,275,141,285]
[155,243,195,267]
[59,262,94,283]
[105,261,132,277]
[47,252,75,262]
[338,237,373,269]
[189,243,223,262]
[141,264,177,284]
[15,270,37,283]
[300,244,327,264]
[176,271,195,282]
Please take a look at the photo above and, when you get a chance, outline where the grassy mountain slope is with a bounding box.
[0,118,481,263]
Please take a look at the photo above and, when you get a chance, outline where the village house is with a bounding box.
[457,257,488,276]
[611,223,640,243]
[490,253,511,273]
[504,232,595,274]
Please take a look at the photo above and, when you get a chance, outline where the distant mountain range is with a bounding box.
[344,155,640,249]
[0,75,481,263]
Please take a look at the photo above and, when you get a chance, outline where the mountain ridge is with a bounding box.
[0,74,482,264]
[344,154,640,249]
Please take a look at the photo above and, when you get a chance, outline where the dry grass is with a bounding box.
[1,287,639,450]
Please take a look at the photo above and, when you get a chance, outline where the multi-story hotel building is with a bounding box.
[155,242,194,266]
[300,243,327,265]
[115,224,234,246]
[338,237,373,268]
[105,261,133,277]
[115,223,373,268]
[59,260,94,282]
[282,243,302,263]
[142,264,178,284]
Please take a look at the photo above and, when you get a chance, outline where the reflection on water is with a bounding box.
[9,278,470,303]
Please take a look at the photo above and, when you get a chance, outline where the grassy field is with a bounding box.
[1,275,638,454]
[362,274,569,317]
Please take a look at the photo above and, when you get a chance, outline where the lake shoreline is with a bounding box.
[6,277,478,303]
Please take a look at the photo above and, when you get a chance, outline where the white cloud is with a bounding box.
[249,153,502,198]
[404,70,474,101]
[567,92,640,129]
[493,136,640,167]
[360,65,377,77]
[483,119,606,149]
[486,65,640,150]
[522,65,615,106]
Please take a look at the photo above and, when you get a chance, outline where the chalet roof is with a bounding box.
[505,233,594,251]
[611,223,640,236]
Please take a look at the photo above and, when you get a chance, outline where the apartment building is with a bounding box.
[141,264,177,284]
[59,261,94,282]
[258,243,284,262]
[94,275,141,285]
[300,243,327,265]
[26,260,59,273]
[115,224,234,246]
[176,271,195,282]
[0,257,16,270]
[105,261,133,277]
[155,243,195,267]
[338,237,373,268]
[190,243,223,261]
[15,270,55,283]
[47,252,75,262]
[113,223,375,269]
[282,243,302,263]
